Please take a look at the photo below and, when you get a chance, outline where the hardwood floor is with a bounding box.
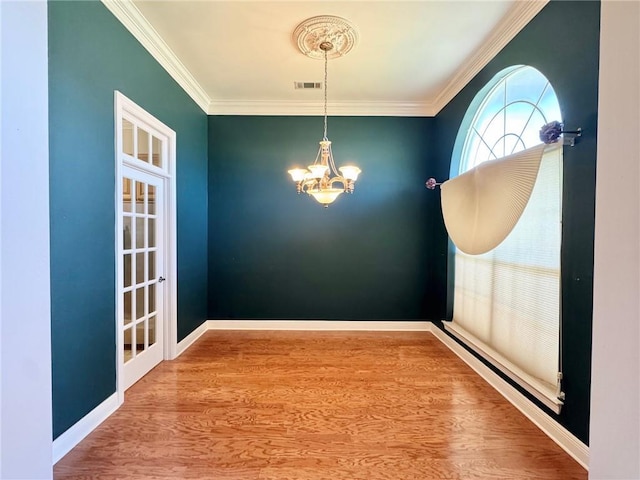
[54,331,587,479]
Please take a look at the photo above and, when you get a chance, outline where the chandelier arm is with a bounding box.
[301,178,318,193]
[327,144,339,178]
[328,176,347,188]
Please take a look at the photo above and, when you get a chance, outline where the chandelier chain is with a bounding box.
[323,47,328,140]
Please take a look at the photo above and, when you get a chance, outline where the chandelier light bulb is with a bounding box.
[288,168,308,182]
[308,164,329,179]
[339,166,361,182]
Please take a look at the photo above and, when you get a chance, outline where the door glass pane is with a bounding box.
[124,326,133,362]
[124,254,132,288]
[148,284,156,314]
[149,251,156,280]
[135,182,144,213]
[148,185,156,215]
[148,218,156,247]
[137,128,149,163]
[123,178,132,212]
[124,290,132,326]
[132,323,138,356]
[122,119,134,156]
[123,216,132,250]
[136,182,146,208]
[136,217,145,248]
[135,252,145,284]
[152,136,162,168]
[136,321,147,351]
[149,315,156,346]
[138,183,146,211]
[136,287,145,320]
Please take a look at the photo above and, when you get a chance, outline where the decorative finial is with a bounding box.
[425,178,441,190]
[540,121,582,146]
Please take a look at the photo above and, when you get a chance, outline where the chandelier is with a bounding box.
[287,16,361,208]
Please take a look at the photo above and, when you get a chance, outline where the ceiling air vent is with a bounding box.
[294,82,322,90]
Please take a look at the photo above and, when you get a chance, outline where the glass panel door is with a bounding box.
[121,167,164,390]
[116,92,176,397]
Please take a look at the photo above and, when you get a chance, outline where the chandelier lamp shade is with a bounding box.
[287,17,361,207]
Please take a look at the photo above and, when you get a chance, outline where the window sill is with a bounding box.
[443,321,563,415]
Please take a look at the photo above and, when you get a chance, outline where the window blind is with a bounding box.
[445,143,563,412]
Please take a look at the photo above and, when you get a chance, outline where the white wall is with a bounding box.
[0,1,53,479]
[590,1,640,479]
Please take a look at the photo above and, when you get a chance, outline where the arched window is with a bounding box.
[458,65,562,173]
[445,66,564,413]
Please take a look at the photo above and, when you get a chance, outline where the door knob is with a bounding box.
[158,276,166,283]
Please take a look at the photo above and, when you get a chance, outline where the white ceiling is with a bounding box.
[107,0,547,116]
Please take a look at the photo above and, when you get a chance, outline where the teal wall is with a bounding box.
[48,1,208,439]
[434,0,600,443]
[208,116,448,320]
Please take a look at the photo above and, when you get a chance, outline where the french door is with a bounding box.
[121,167,164,389]
[116,91,176,394]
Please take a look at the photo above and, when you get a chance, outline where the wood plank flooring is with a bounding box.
[54,331,587,480]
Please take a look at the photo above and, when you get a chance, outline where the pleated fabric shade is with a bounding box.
[441,143,547,255]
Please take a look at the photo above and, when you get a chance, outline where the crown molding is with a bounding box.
[207,100,438,117]
[101,0,210,113]
[431,0,549,115]
[103,0,546,118]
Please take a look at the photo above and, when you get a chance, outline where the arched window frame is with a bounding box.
[451,65,562,177]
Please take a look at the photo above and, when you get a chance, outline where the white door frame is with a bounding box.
[114,91,177,405]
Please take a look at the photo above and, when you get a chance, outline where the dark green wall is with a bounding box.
[434,0,600,443]
[208,116,447,320]
[48,1,208,439]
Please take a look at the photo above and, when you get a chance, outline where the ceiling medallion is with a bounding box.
[293,15,359,60]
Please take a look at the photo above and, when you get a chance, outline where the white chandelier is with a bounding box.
[288,17,361,208]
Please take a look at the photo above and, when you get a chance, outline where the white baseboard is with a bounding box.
[175,320,209,358]
[52,392,119,464]
[206,320,433,331]
[431,326,589,470]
